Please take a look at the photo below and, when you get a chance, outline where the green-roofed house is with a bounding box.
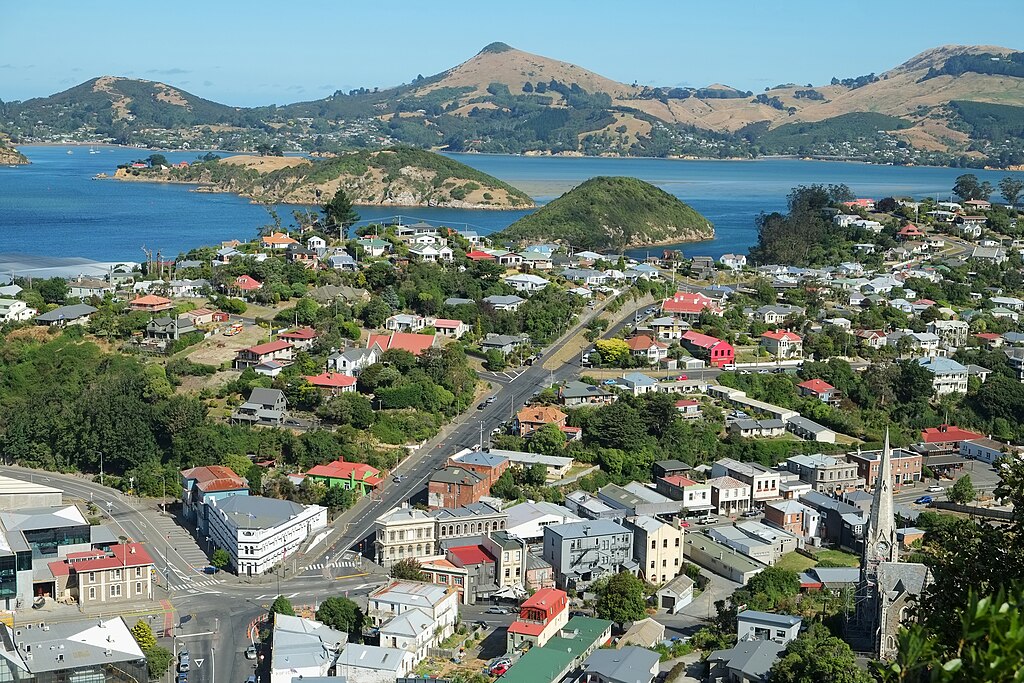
[357,238,392,258]
[501,616,612,683]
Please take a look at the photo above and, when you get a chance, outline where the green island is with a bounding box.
[496,176,713,250]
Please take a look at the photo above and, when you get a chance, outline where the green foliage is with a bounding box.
[594,572,648,623]
[756,112,910,154]
[947,473,977,505]
[498,176,713,250]
[270,595,295,617]
[145,645,173,680]
[315,596,365,635]
[952,173,992,201]
[130,620,157,651]
[322,188,360,238]
[391,558,426,581]
[483,349,507,371]
[210,548,230,569]
[999,176,1024,205]
[770,623,872,683]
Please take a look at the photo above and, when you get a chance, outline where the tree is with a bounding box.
[770,623,872,683]
[315,596,365,635]
[36,277,68,304]
[322,188,360,240]
[130,620,157,651]
[145,645,173,679]
[211,548,230,570]
[484,349,507,371]
[391,558,426,581]
[595,338,631,367]
[999,176,1024,207]
[270,595,295,618]
[595,571,647,623]
[321,485,356,512]
[948,473,977,505]
[952,173,992,202]
[529,422,567,456]
[146,153,169,167]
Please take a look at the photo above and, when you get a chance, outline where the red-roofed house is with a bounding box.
[129,294,174,312]
[675,399,701,419]
[279,327,318,350]
[655,475,714,512]
[506,587,568,651]
[976,332,1004,348]
[465,250,495,261]
[234,340,294,369]
[842,198,876,210]
[680,330,734,368]
[235,275,263,292]
[305,371,357,395]
[626,335,669,364]
[921,424,985,452]
[760,330,803,358]
[515,406,568,437]
[50,542,155,606]
[305,458,382,496]
[432,318,470,339]
[661,292,723,320]
[261,231,299,249]
[367,332,437,356]
[897,224,925,240]
[797,379,840,405]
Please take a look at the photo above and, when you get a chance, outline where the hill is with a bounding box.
[496,176,712,250]
[118,147,534,209]
[0,136,27,165]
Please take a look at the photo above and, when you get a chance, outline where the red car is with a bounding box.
[676,374,688,381]
[490,664,509,676]
[679,521,691,528]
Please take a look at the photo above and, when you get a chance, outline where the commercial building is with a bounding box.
[427,467,488,509]
[711,459,780,505]
[366,580,459,642]
[485,449,573,482]
[305,458,382,497]
[961,437,1021,465]
[684,534,766,584]
[500,617,612,683]
[846,448,922,488]
[785,454,863,494]
[433,502,507,547]
[596,482,683,517]
[655,475,714,514]
[48,542,154,606]
[181,465,249,536]
[706,476,751,516]
[542,520,635,590]
[504,501,581,543]
[625,516,685,585]
[0,476,62,510]
[446,450,509,489]
[206,495,327,576]
[270,614,348,683]
[374,506,436,569]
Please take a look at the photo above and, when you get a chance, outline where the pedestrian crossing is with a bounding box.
[168,578,224,593]
[302,560,360,571]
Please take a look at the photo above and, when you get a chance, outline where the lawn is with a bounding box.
[776,548,861,573]
[811,548,860,567]
[775,552,817,573]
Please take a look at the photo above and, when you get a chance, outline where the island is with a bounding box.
[496,176,713,249]
[113,147,534,210]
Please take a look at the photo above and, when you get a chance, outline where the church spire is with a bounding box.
[863,428,898,582]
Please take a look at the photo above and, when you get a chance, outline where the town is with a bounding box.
[0,173,1023,683]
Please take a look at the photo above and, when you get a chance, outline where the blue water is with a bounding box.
[2,145,1022,262]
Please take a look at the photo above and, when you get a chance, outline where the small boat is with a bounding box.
[66,150,73,155]
[89,147,99,154]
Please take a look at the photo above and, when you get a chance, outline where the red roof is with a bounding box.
[58,543,155,573]
[130,294,172,306]
[976,333,1002,341]
[662,292,722,315]
[921,424,984,444]
[262,232,298,246]
[235,275,263,291]
[465,250,495,261]
[181,465,248,492]
[626,335,667,351]
[448,544,496,566]
[761,329,802,342]
[912,299,936,306]
[306,458,382,485]
[305,372,357,389]
[797,379,835,395]
[661,474,699,488]
[433,319,463,329]
[675,399,699,408]
[522,587,567,611]
[506,620,547,637]
[367,332,436,356]
[898,224,924,236]
[681,330,725,349]
[244,340,292,355]
[280,327,317,341]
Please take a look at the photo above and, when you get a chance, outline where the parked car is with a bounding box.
[914,495,933,505]
[177,673,188,683]
[246,676,256,683]
[392,475,405,483]
[178,652,190,673]
[490,664,510,676]
[742,509,760,518]
[676,374,688,381]
[473,620,489,629]
[678,521,691,528]
[927,485,942,493]
[602,379,617,385]
[477,403,486,410]
[245,645,258,660]
[486,606,510,614]
[696,514,717,525]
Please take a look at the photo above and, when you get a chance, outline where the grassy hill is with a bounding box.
[128,147,534,209]
[0,135,27,165]
[497,176,712,250]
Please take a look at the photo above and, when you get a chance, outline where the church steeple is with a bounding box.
[863,429,898,583]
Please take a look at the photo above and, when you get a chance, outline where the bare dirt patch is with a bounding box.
[219,155,311,173]
[154,84,189,107]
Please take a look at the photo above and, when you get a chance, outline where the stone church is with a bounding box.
[851,430,931,659]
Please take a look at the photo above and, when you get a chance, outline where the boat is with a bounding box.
[89,147,99,154]
[66,150,73,155]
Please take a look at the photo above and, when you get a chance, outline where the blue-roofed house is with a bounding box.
[916,357,969,396]
[616,372,658,396]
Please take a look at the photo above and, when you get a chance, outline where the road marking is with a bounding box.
[286,592,300,598]
[193,658,205,669]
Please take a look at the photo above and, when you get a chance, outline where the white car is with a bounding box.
[927,485,942,493]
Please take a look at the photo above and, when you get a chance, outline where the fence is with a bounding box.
[931,501,1014,521]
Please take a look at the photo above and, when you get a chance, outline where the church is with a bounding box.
[851,430,932,659]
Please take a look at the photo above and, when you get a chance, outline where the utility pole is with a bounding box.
[99,451,104,486]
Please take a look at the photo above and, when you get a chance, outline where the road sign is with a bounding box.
[193,658,205,669]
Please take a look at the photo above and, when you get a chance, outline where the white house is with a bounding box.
[270,614,348,683]
[206,495,327,576]
[917,356,969,396]
[720,254,747,270]
[366,580,459,645]
[0,298,36,322]
[960,437,1020,465]
[736,610,802,645]
[505,273,549,293]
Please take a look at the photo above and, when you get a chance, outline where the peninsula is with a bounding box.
[114,147,534,210]
[497,176,713,249]
[0,137,28,165]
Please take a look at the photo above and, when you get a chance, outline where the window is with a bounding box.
[136,582,142,595]
[662,539,668,548]
[674,558,680,566]
[110,584,121,598]
[650,540,656,550]
[662,560,667,567]
[112,569,122,581]
[88,587,95,600]
[88,572,95,584]
[135,567,142,578]
[675,538,680,547]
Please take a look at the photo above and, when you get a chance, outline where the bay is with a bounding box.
[1,145,1022,264]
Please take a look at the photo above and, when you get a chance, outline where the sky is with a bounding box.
[2,1,1022,107]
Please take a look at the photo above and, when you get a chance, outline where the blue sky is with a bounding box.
[2,1,1022,107]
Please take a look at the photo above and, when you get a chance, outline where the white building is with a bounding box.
[916,357,969,396]
[366,580,459,641]
[0,298,36,322]
[270,614,348,683]
[373,506,436,568]
[206,495,327,576]
[504,273,549,292]
[504,501,582,543]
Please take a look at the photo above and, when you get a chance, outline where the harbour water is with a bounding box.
[1,145,1021,264]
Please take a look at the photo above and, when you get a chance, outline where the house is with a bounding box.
[707,639,786,683]
[515,406,568,437]
[729,419,786,439]
[542,519,634,590]
[928,320,970,349]
[447,450,509,489]
[971,246,1007,264]
[428,467,488,509]
[560,268,609,287]
[661,291,723,319]
[760,330,803,358]
[167,278,210,297]
[180,465,249,534]
[675,398,702,419]
[681,330,735,367]
[269,614,348,683]
[367,332,437,356]
[385,313,426,333]
[649,316,690,340]
[128,294,173,312]
[656,475,714,513]
[964,199,991,211]
[921,424,984,452]
[144,315,196,343]
[711,458,780,505]
[785,416,837,443]
[48,542,155,605]
[961,437,1021,465]
[519,251,554,270]
[0,298,36,322]
[409,244,454,262]
[503,500,581,542]
[184,307,218,326]
[763,499,820,539]
[234,340,294,369]
[206,495,326,576]
[67,277,114,299]
[495,251,523,268]
[916,356,969,396]
[897,224,925,241]
[35,303,97,327]
[506,587,569,651]
[736,610,802,645]
[720,253,746,270]
[465,249,495,261]
[706,476,751,516]
[357,238,392,257]
[625,335,669,364]
[327,347,379,376]
[616,617,666,647]
[749,304,804,326]
[559,380,615,407]
[366,580,459,638]
[797,379,840,405]
[580,646,660,683]
[432,318,470,338]
[262,232,299,249]
[480,332,529,357]
[616,371,659,396]
[279,327,318,350]
[482,294,526,311]
[485,449,574,483]
[326,252,357,270]
[234,274,263,293]
[625,515,685,585]
[304,371,357,395]
[856,329,887,349]
[231,387,288,426]
[505,273,549,292]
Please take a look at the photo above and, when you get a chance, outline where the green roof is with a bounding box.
[500,617,613,683]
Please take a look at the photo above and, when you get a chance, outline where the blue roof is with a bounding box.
[917,356,967,374]
[620,372,657,386]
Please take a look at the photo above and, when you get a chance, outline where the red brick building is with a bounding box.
[448,451,509,489]
[427,466,488,509]
[846,447,923,488]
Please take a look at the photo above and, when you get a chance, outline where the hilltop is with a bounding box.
[5,43,1024,166]
[118,147,534,209]
[497,176,712,250]
[0,136,27,165]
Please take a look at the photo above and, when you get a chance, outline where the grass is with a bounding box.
[775,552,818,573]
[776,547,861,573]
[811,548,860,567]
